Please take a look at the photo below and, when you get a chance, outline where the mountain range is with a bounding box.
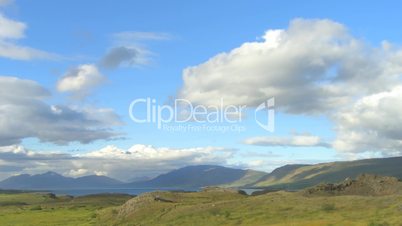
[0,165,265,190]
[0,171,123,190]
[250,156,402,189]
[1,156,402,190]
[126,165,266,188]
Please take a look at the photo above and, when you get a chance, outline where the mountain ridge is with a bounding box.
[127,165,267,188]
[0,171,123,190]
[2,156,402,191]
[251,156,402,189]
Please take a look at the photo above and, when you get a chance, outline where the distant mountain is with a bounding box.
[0,171,123,190]
[252,156,402,190]
[74,175,123,187]
[127,165,267,188]
[0,166,267,190]
[128,176,152,183]
[251,164,310,187]
[4,156,402,191]
[221,169,268,188]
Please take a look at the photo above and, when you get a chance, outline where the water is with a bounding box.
[49,188,199,196]
[241,188,264,195]
[47,187,263,196]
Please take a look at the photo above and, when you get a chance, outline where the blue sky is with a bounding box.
[0,0,402,180]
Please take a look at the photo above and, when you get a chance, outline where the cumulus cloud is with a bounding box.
[57,64,105,98]
[180,18,402,156]
[68,168,88,177]
[333,85,402,155]
[0,145,234,181]
[83,144,233,161]
[0,76,121,145]
[0,14,25,39]
[244,134,330,148]
[179,18,401,114]
[0,14,54,60]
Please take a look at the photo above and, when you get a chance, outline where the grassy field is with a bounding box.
[1,190,402,225]
[0,191,132,226]
[98,190,402,226]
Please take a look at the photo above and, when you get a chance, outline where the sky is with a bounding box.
[1,0,402,181]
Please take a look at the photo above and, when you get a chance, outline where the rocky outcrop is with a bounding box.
[117,192,177,217]
[304,174,402,196]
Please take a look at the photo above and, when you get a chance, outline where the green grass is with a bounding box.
[98,191,402,226]
[1,190,402,225]
[0,192,133,226]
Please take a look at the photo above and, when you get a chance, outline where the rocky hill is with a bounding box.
[303,174,402,196]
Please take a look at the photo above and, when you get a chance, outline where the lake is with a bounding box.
[49,188,199,196]
[49,187,263,196]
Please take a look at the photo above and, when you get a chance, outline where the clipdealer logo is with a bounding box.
[128,98,274,132]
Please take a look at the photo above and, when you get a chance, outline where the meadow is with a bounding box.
[98,189,402,226]
[0,191,132,226]
[1,189,401,226]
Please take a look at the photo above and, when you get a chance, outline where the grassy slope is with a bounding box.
[253,157,402,189]
[0,192,132,226]
[221,170,267,188]
[98,190,402,226]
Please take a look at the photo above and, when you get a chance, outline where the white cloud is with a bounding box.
[0,144,234,181]
[57,64,105,98]
[94,170,107,176]
[0,76,121,145]
[180,18,402,156]
[68,168,88,177]
[0,14,25,39]
[0,14,55,60]
[179,18,401,114]
[0,76,50,98]
[333,85,402,155]
[244,134,330,148]
[83,144,233,161]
